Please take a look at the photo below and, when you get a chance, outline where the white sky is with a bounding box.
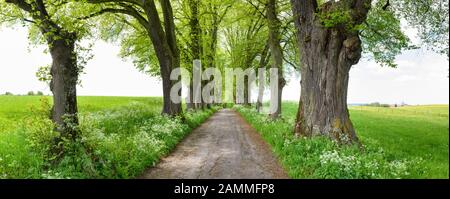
[0,26,448,105]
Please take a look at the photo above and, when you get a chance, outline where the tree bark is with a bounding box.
[188,0,202,110]
[160,56,182,116]
[256,43,270,112]
[49,36,79,138]
[186,83,195,110]
[244,76,250,106]
[243,53,258,107]
[142,0,182,116]
[267,0,285,119]
[291,0,371,144]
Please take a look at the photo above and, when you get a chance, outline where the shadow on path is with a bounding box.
[139,109,288,179]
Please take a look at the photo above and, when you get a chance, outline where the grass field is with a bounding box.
[0,95,216,179]
[236,102,449,179]
[0,96,159,134]
[348,105,449,178]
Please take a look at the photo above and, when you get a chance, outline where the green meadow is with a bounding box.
[236,103,449,179]
[0,96,159,133]
[348,105,449,178]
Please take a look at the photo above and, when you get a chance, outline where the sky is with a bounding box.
[0,26,448,105]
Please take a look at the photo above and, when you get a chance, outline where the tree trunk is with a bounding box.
[143,0,182,116]
[271,77,285,119]
[256,85,264,112]
[186,83,195,111]
[267,0,285,119]
[189,0,203,110]
[256,71,264,112]
[291,0,371,144]
[256,43,270,112]
[160,54,182,116]
[48,36,79,138]
[203,2,229,108]
[243,76,251,106]
[160,61,182,117]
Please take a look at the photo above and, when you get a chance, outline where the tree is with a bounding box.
[176,0,232,110]
[187,0,202,110]
[223,1,268,105]
[266,0,286,119]
[1,0,94,138]
[177,0,204,110]
[290,0,448,144]
[85,0,182,116]
[243,0,296,115]
[256,42,270,112]
[201,0,232,108]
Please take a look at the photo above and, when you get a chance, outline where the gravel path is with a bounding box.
[139,109,288,179]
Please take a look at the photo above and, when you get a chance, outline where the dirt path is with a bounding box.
[139,109,288,179]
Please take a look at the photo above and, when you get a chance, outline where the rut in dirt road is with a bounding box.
[139,109,288,179]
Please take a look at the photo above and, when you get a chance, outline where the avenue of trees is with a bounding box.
[1,0,448,147]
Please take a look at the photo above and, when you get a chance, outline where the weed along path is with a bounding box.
[139,109,288,179]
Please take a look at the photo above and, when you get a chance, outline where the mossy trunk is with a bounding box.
[49,36,79,138]
[189,0,203,110]
[291,0,371,144]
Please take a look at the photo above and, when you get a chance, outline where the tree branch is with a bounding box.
[160,0,178,56]
[283,55,298,70]
[79,7,150,30]
[86,0,142,7]
[244,0,267,18]
[382,0,390,10]
[22,18,36,24]
[4,0,33,12]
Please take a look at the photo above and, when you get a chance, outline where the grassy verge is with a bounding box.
[235,103,448,179]
[0,96,218,179]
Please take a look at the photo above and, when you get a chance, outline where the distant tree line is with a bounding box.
[365,102,408,108]
[366,102,391,108]
[2,91,45,96]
